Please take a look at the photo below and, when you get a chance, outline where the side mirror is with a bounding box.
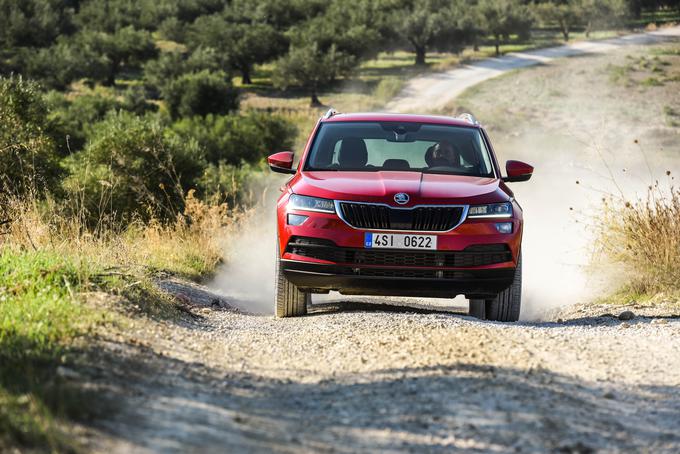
[268,151,296,174]
[503,160,533,183]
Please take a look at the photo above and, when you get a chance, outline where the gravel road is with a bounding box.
[89,280,680,453]
[86,30,680,453]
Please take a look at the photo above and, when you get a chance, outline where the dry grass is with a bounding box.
[0,189,233,280]
[0,189,239,450]
[597,176,680,295]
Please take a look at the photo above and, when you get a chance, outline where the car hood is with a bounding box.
[290,171,510,206]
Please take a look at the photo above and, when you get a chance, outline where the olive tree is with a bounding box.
[398,0,451,65]
[535,0,582,41]
[188,14,285,84]
[74,26,158,86]
[394,0,473,65]
[478,0,533,56]
[579,0,629,37]
[272,7,379,106]
[273,43,355,106]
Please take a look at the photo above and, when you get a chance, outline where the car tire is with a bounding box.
[275,245,309,318]
[469,253,522,322]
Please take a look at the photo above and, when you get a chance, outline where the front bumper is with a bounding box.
[282,259,516,298]
[277,198,522,298]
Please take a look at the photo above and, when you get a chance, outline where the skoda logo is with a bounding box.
[394,193,409,205]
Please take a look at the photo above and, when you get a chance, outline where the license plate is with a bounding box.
[364,232,437,250]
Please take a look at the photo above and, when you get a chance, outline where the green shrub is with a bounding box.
[0,0,74,49]
[171,111,297,166]
[143,49,221,98]
[46,90,122,153]
[63,111,206,223]
[162,70,239,119]
[121,85,157,116]
[158,17,187,42]
[198,160,274,206]
[22,42,86,90]
[0,76,62,196]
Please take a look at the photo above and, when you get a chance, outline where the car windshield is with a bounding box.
[304,121,495,177]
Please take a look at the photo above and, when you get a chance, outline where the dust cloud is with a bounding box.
[500,125,675,319]
[209,204,278,314]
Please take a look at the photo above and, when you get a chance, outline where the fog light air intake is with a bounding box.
[495,222,513,234]
[287,214,308,226]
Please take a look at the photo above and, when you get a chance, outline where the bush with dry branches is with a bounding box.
[597,173,680,295]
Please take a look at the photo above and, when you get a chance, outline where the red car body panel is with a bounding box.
[274,113,531,299]
[289,172,504,203]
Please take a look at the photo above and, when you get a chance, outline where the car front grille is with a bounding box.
[338,202,464,231]
[285,237,512,268]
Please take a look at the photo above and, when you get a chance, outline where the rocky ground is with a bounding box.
[75,278,680,453]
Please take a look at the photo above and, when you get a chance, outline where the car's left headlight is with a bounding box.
[468,202,512,218]
[288,194,336,213]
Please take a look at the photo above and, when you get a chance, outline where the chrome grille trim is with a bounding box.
[334,200,469,233]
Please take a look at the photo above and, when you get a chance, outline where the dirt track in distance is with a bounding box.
[387,25,680,113]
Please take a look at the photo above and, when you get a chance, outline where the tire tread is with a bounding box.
[275,250,308,317]
[469,253,522,322]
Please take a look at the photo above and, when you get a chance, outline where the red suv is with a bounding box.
[268,111,533,322]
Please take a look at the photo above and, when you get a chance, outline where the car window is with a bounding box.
[305,122,495,177]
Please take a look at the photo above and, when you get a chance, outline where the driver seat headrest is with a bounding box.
[382,159,410,170]
[338,138,368,168]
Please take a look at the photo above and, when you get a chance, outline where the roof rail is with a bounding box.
[457,113,479,125]
[323,108,339,119]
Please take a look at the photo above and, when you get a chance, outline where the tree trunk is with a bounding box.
[561,22,570,41]
[631,0,641,19]
[309,91,322,107]
[585,20,592,38]
[241,67,252,85]
[495,35,500,57]
[415,46,426,66]
[105,60,118,86]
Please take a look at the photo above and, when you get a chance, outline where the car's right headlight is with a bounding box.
[288,194,336,213]
[468,202,512,218]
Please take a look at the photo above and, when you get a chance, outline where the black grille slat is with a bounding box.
[425,208,432,230]
[431,208,440,230]
[339,203,464,231]
[426,208,434,231]
[286,237,512,268]
[382,207,389,229]
[361,205,371,228]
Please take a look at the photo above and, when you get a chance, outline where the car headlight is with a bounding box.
[468,202,512,218]
[288,194,336,213]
